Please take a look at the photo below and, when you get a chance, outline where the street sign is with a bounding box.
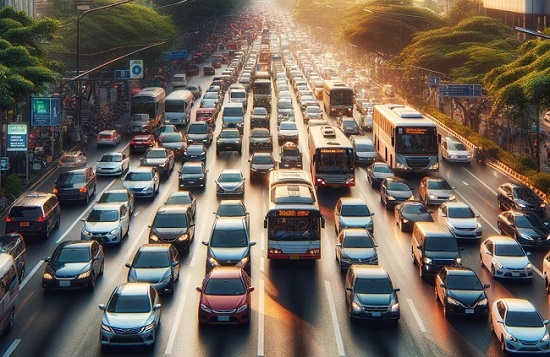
[439,84,483,98]
[163,50,187,61]
[31,97,61,127]
[7,124,28,152]
[428,76,440,86]
[0,157,8,171]
[130,60,143,79]
[115,70,131,80]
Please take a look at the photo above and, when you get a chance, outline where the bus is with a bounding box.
[372,104,439,173]
[131,87,166,131]
[265,170,325,260]
[308,126,355,187]
[322,80,354,117]
[164,90,194,127]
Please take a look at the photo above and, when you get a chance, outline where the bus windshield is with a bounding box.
[396,132,438,154]
[330,90,354,105]
[268,217,320,241]
[165,101,186,113]
[316,150,354,173]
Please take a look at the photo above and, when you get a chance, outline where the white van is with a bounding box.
[440,136,471,163]
[228,85,248,109]
[172,73,187,88]
[164,90,194,127]
[0,253,19,335]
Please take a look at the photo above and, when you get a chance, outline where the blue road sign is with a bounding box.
[163,50,188,61]
[31,97,61,126]
[115,70,131,80]
[428,76,440,86]
[439,84,482,98]
[0,157,8,171]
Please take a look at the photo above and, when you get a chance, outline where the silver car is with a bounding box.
[334,197,375,234]
[122,167,160,198]
[81,203,130,245]
[96,152,129,177]
[97,188,135,216]
[215,169,245,196]
[335,228,378,271]
[419,176,456,206]
[99,283,161,346]
[437,201,482,239]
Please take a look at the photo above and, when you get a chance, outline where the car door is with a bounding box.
[441,141,448,160]
[121,154,129,172]
[91,241,101,276]
[499,212,514,237]
[170,245,180,280]
[334,200,342,232]
[492,301,506,340]
[435,269,446,305]
[87,168,96,196]
[481,240,493,270]
[438,204,448,227]
[501,185,513,210]
[120,205,130,236]
[419,178,427,202]
[187,209,195,241]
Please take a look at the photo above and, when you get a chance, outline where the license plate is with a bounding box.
[371,312,381,317]
[188,181,195,184]
[20,222,30,227]
[465,309,474,314]
[290,254,300,260]
[217,315,230,322]
[59,281,70,287]
[512,272,520,277]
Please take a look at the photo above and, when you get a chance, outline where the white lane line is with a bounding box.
[164,274,191,357]
[260,257,264,273]
[20,260,45,290]
[407,299,427,333]
[133,210,139,217]
[324,280,345,357]
[462,181,469,186]
[257,279,265,357]
[454,191,498,233]
[2,339,21,357]
[533,265,544,279]
[55,179,117,244]
[123,220,153,264]
[461,167,498,195]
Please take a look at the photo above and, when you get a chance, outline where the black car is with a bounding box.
[366,162,394,188]
[182,144,207,163]
[187,122,212,146]
[5,191,61,240]
[497,210,550,248]
[216,128,242,155]
[250,107,269,128]
[497,183,546,216]
[42,240,104,291]
[179,162,207,189]
[394,201,434,232]
[435,267,490,319]
[248,128,273,152]
[249,152,276,178]
[380,176,414,209]
[126,244,180,294]
[53,167,97,205]
[148,205,195,252]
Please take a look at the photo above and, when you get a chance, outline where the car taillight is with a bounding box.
[6,217,12,223]
[37,216,47,222]
[80,187,87,193]
[130,141,136,145]
[53,188,58,194]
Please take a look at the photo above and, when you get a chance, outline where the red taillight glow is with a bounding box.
[6,217,12,223]
[37,216,47,222]
[79,187,87,193]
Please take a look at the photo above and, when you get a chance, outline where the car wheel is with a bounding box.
[498,199,503,210]
[153,185,158,196]
[44,224,50,240]
[92,185,97,196]
[83,193,89,205]
[99,260,104,275]
[6,309,14,332]
[55,216,60,229]
[491,265,496,278]
[89,272,96,291]
[434,288,439,302]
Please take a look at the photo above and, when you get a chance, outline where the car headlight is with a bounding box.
[178,233,189,241]
[493,261,503,269]
[387,195,395,201]
[516,202,526,208]
[526,263,532,269]
[236,256,250,268]
[541,333,550,342]
[351,297,362,312]
[109,228,118,235]
[408,195,415,201]
[200,303,212,313]
[391,301,399,312]
[455,257,462,265]
[423,257,432,264]
[140,322,156,333]
[477,297,488,306]
[429,194,437,199]
[82,228,92,236]
[77,270,91,279]
[159,273,172,284]
[448,194,456,201]
[396,162,407,169]
[43,272,54,280]
[503,330,518,343]
[520,233,533,240]
[150,234,159,241]
[236,304,248,313]
[446,297,460,306]
[101,323,113,333]
[402,218,409,223]
[208,256,221,267]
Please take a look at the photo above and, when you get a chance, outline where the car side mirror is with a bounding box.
[45,257,50,262]
[417,245,422,249]
[486,251,493,256]
[81,218,86,222]
[370,212,375,216]
[196,287,202,293]
[125,263,131,268]
[441,213,447,217]
[394,288,400,292]
[148,225,152,228]
[153,304,161,311]
[94,256,100,261]
[439,283,445,288]
[264,219,267,229]
[248,286,255,293]
[544,320,550,325]
[99,304,106,310]
[526,251,532,256]
[345,287,352,291]
[202,241,209,246]
[336,243,342,247]
[172,261,179,267]
[250,241,257,246]
[484,284,490,289]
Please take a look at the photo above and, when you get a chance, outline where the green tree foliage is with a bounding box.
[0,7,59,110]
[161,0,249,30]
[444,0,482,26]
[293,0,352,32]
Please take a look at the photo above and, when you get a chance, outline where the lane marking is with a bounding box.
[324,280,345,357]
[454,191,498,233]
[260,231,265,252]
[123,219,153,264]
[533,265,544,279]
[20,260,45,290]
[462,181,469,186]
[260,257,264,273]
[257,279,265,357]
[2,339,21,357]
[407,299,427,333]
[461,167,498,195]
[164,274,191,357]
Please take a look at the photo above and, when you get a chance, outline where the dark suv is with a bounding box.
[5,191,61,240]
[53,167,97,205]
[186,122,212,146]
[497,182,546,216]
[216,128,242,156]
[148,205,195,252]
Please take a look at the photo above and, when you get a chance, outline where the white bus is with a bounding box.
[130,87,166,132]
[164,90,194,127]
[372,104,439,173]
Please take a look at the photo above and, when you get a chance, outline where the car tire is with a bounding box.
[498,199,504,210]
[89,272,96,291]
[99,260,104,276]
[434,288,439,302]
[6,309,14,332]
[153,185,158,196]
[43,224,50,241]
[55,215,60,229]
[491,265,496,278]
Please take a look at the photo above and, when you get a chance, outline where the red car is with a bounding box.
[129,134,156,153]
[186,64,200,76]
[203,66,215,76]
[196,107,218,128]
[196,267,254,325]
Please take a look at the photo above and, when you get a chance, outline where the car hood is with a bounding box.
[373,172,394,180]
[151,227,188,239]
[161,143,184,150]
[340,216,373,228]
[180,173,204,180]
[447,289,485,306]
[97,162,122,169]
[209,247,248,261]
[515,196,543,207]
[356,293,392,306]
[50,262,91,277]
[250,137,271,143]
[517,227,550,239]
[307,112,322,119]
[495,255,530,269]
[448,218,478,229]
[102,312,153,329]
[279,129,299,136]
[387,190,413,199]
[218,138,240,143]
[84,221,120,232]
[123,181,153,189]
[130,267,170,283]
[403,213,433,222]
[428,189,454,197]
[424,250,460,259]
[356,152,378,159]
[203,294,246,310]
[505,325,547,343]
[188,133,208,140]
[217,182,243,191]
[141,158,166,165]
[251,163,275,171]
[341,247,376,260]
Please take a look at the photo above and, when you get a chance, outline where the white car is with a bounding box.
[440,137,471,163]
[490,298,550,354]
[81,203,130,244]
[96,152,129,176]
[543,251,550,293]
[437,201,482,239]
[278,121,299,145]
[122,167,160,198]
[480,235,533,280]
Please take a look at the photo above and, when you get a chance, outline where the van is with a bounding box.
[164,90,194,127]
[222,103,245,134]
[0,253,19,335]
[440,136,471,163]
[0,234,26,282]
[129,113,155,133]
[5,191,61,240]
[172,73,187,88]
[411,222,462,279]
[228,85,248,109]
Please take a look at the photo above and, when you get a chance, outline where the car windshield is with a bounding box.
[505,310,543,328]
[166,194,191,205]
[343,121,357,128]
[279,101,293,109]
[181,165,203,174]
[57,173,85,185]
[343,235,374,248]
[374,165,393,173]
[160,134,182,143]
[153,213,187,228]
[402,204,429,215]
[355,143,374,151]
[515,214,544,229]
[424,237,458,252]
[427,180,452,190]
[126,172,152,181]
[99,154,121,162]
[217,204,245,216]
[253,108,267,116]
[201,100,216,108]
[387,182,410,191]
[513,187,538,200]
[133,251,170,268]
[446,274,483,290]
[204,278,245,295]
[186,146,203,154]
[61,156,77,162]
[107,292,151,313]
[280,122,296,130]
[145,150,166,159]
[210,228,247,247]
[219,173,242,183]
[56,247,91,263]
[189,124,207,134]
[231,92,246,99]
[99,192,128,204]
[450,143,467,151]
[221,130,239,138]
[252,155,274,164]
[87,209,119,222]
[447,207,475,219]
[495,243,525,257]
[204,92,218,99]
[354,278,392,294]
[341,204,370,216]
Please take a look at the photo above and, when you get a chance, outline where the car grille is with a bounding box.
[455,227,476,231]
[212,308,236,314]
[112,327,141,335]
[362,305,389,312]
[433,259,455,266]
[406,158,430,168]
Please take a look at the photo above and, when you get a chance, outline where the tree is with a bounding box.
[444,0,482,26]
[0,7,59,110]
[163,0,249,30]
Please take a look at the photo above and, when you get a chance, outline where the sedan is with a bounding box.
[335,228,378,271]
[366,162,394,188]
[419,176,456,206]
[122,167,160,198]
[338,117,360,136]
[158,132,186,157]
[196,267,254,325]
[435,267,489,319]
[99,283,161,346]
[126,244,180,294]
[130,134,156,154]
[97,188,134,215]
[437,201,482,239]
[165,191,196,218]
[490,298,550,354]
[216,169,245,196]
[96,130,121,147]
[249,152,276,178]
[497,182,546,217]
[140,147,175,179]
[203,66,215,75]
[303,104,323,123]
[179,162,207,189]
[334,197,375,234]
[59,151,87,168]
[277,121,299,145]
[42,240,104,291]
[380,177,414,209]
[248,128,273,152]
[186,84,202,99]
[214,200,249,229]
[80,203,130,245]
[394,201,433,232]
[497,210,550,248]
[95,152,129,177]
[480,235,533,280]
[182,144,207,163]
[155,124,177,137]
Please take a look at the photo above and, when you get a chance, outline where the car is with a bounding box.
[182,144,207,163]
[249,152,276,178]
[99,283,161,347]
[216,128,242,155]
[248,128,273,152]
[130,134,156,153]
[335,228,378,271]
[277,98,295,123]
[277,121,299,145]
[303,104,323,124]
[80,203,130,244]
[490,298,550,354]
[186,84,202,99]
[140,147,175,179]
[148,205,195,252]
[196,267,254,325]
[158,132,186,157]
[394,201,434,232]
[344,265,400,324]
[195,107,218,130]
[202,216,256,275]
[497,182,546,216]
[199,98,220,111]
[366,162,394,188]
[435,267,490,319]
[179,161,207,189]
[122,167,160,198]
[214,200,249,229]
[187,121,213,146]
[172,73,187,87]
[42,240,104,291]
[59,151,87,168]
[437,201,482,239]
[53,167,97,205]
[5,191,61,240]
[543,251,550,293]
[337,117,360,136]
[95,152,129,177]
[440,137,471,163]
[497,210,550,247]
[96,130,121,147]
[480,235,533,280]
[250,107,269,128]
[216,169,245,196]
[97,188,134,215]
[186,64,200,76]
[278,141,303,169]
[203,65,215,75]
[126,244,180,294]
[419,176,456,206]
[155,124,177,137]
[334,197,375,234]
[165,191,196,216]
[380,176,414,209]
[0,233,26,282]
[349,135,378,165]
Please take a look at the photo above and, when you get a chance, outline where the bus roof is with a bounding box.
[166,89,193,101]
[323,80,353,91]
[308,126,353,150]
[270,184,316,205]
[132,87,166,101]
[269,169,312,186]
[373,104,436,127]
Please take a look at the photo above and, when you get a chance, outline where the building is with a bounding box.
[483,0,550,35]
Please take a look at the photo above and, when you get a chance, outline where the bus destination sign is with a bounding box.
[277,210,311,217]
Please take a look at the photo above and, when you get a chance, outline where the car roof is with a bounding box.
[208,266,243,279]
[499,298,536,312]
[132,134,153,139]
[60,168,88,174]
[213,216,247,230]
[350,135,372,144]
[102,189,129,194]
[92,203,123,210]
[443,201,469,209]
[58,240,94,250]
[352,265,389,279]
[489,235,520,245]
[218,199,244,206]
[63,151,82,156]
[137,243,172,253]
[252,152,273,158]
[155,205,189,214]
[385,176,407,183]
[339,197,367,205]
[115,282,151,296]
[424,176,447,182]
[98,130,116,134]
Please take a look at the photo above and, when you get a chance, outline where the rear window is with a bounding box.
[223,107,243,116]
[9,206,42,219]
